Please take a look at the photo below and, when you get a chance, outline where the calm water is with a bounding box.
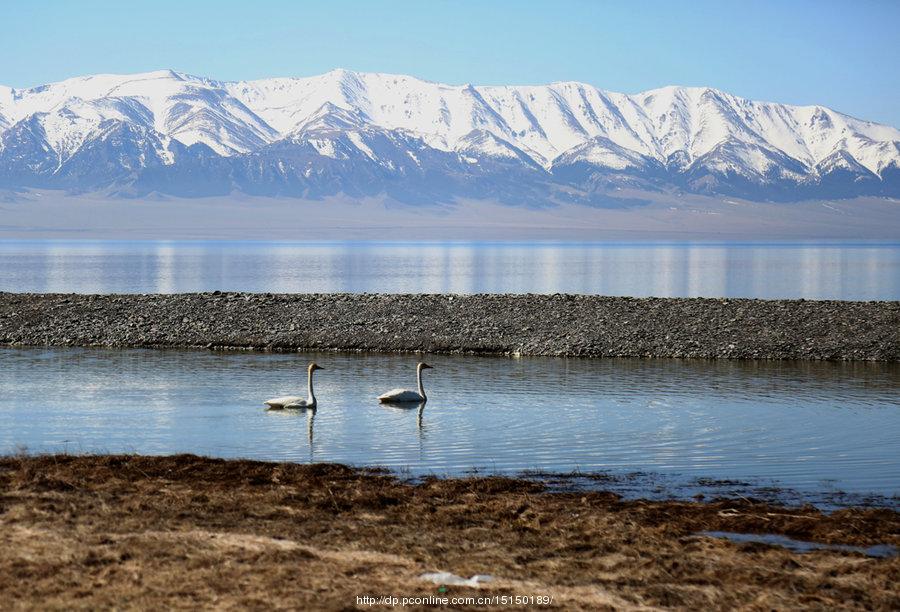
[1,348,897,505]
[1,240,898,299]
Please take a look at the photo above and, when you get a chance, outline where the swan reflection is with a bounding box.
[378,400,427,437]
[264,403,316,459]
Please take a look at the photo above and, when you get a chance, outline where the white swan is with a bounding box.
[265,362,323,409]
[378,362,433,403]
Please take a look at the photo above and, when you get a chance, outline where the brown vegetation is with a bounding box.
[0,454,897,610]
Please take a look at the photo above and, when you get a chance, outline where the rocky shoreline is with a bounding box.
[0,292,897,361]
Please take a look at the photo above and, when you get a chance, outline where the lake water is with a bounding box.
[1,240,898,299]
[2,347,897,507]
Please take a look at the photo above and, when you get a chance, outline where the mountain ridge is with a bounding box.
[1,69,898,203]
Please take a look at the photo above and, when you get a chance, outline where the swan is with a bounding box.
[378,362,433,403]
[265,363,323,409]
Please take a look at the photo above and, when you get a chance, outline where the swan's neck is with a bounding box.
[307,369,316,403]
[417,367,426,399]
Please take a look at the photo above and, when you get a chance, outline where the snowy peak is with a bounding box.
[1,69,899,202]
[1,70,277,157]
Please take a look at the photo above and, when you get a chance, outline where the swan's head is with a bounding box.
[309,362,324,372]
[418,362,433,370]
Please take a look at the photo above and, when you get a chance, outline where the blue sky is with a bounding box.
[4,0,899,126]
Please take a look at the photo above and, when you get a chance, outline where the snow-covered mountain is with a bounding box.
[1,69,898,202]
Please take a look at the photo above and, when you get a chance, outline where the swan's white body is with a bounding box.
[266,395,309,408]
[265,363,322,409]
[378,363,432,403]
[378,389,425,402]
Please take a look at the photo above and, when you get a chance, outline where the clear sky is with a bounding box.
[3,0,899,126]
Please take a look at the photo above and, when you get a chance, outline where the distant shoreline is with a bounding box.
[2,191,899,241]
[2,293,897,361]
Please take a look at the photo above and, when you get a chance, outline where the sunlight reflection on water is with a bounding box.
[0,240,898,299]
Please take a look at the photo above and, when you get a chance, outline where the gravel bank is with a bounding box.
[0,293,897,361]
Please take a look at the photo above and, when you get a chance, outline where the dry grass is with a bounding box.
[0,454,897,610]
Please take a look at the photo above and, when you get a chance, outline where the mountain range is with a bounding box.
[1,69,898,204]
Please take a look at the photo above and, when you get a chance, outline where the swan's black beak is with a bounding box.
[421,363,433,369]
[311,363,324,371]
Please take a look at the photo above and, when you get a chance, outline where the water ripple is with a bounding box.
[0,347,898,499]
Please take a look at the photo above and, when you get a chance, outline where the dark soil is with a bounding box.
[1,454,897,610]
[1,292,897,360]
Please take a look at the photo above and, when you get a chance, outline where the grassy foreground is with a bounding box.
[0,454,897,610]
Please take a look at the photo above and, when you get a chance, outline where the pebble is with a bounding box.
[0,293,896,361]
